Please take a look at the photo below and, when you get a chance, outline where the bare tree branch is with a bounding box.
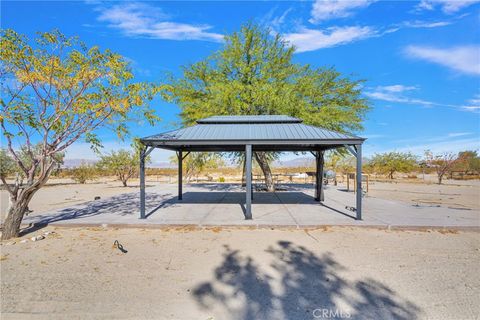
[0,175,14,196]
[0,121,29,176]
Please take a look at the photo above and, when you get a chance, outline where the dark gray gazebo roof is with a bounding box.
[141,115,365,152]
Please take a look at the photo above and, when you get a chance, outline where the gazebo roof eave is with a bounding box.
[140,138,365,147]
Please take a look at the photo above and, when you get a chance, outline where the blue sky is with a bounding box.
[2,0,480,163]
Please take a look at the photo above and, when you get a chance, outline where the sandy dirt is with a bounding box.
[356,179,480,210]
[1,227,479,319]
[0,179,141,221]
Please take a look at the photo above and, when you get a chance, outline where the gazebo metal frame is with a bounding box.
[139,115,365,220]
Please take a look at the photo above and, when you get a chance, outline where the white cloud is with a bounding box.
[377,85,418,93]
[366,91,437,106]
[368,18,454,39]
[468,94,480,105]
[366,87,480,115]
[403,20,452,28]
[461,95,480,113]
[448,132,472,137]
[404,45,480,76]
[265,1,452,54]
[96,2,223,42]
[461,106,480,113]
[365,85,438,107]
[309,0,376,23]
[416,0,480,13]
[284,26,375,52]
[266,7,294,29]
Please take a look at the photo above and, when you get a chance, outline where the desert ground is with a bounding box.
[1,227,479,319]
[0,178,136,221]
[1,174,479,222]
[1,175,479,319]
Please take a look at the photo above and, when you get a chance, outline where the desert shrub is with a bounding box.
[71,163,97,184]
[219,177,225,183]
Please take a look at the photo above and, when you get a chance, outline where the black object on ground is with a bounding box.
[113,240,128,253]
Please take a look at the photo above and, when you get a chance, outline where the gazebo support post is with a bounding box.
[245,144,252,219]
[139,147,146,219]
[139,146,155,219]
[315,151,325,202]
[355,144,362,220]
[177,150,183,200]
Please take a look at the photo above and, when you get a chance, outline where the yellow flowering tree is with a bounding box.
[0,29,159,239]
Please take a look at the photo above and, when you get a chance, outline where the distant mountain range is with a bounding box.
[61,159,97,168]
[273,157,315,168]
[149,161,176,168]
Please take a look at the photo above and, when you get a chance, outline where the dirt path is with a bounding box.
[1,227,479,319]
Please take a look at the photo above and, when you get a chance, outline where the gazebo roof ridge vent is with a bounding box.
[196,115,303,124]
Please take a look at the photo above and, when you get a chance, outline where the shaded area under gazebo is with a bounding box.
[139,115,365,220]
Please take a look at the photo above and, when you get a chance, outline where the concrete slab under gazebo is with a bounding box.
[139,115,365,220]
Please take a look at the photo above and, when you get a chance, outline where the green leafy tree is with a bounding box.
[162,23,369,191]
[0,29,159,239]
[333,156,356,182]
[362,158,376,175]
[170,152,224,182]
[97,142,147,187]
[370,152,417,179]
[325,152,345,172]
[454,150,480,174]
[0,149,17,179]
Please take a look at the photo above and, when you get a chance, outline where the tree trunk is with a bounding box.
[122,180,128,187]
[438,173,444,185]
[389,171,394,179]
[1,190,37,240]
[254,152,274,192]
[1,160,55,240]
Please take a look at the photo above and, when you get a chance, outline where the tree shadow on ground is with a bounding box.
[20,192,169,236]
[20,183,355,233]
[192,241,421,320]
